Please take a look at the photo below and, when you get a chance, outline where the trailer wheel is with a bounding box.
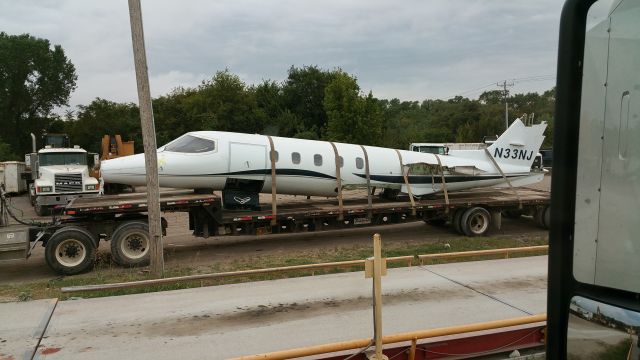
[110,221,150,266]
[544,206,551,228]
[45,227,97,275]
[460,207,491,237]
[452,209,465,235]
[535,206,551,229]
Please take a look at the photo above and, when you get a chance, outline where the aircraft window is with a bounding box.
[271,151,279,162]
[292,152,301,164]
[164,135,215,153]
[314,154,322,166]
[339,156,344,167]
[356,157,364,169]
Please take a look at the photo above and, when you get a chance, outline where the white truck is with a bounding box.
[24,134,101,216]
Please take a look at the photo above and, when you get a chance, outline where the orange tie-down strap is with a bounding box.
[266,135,277,225]
[358,145,373,219]
[394,149,416,216]
[433,154,450,213]
[329,142,344,221]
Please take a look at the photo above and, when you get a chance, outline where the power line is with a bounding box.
[446,74,555,100]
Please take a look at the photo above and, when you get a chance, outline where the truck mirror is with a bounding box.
[89,153,100,170]
[548,0,640,357]
[24,154,31,167]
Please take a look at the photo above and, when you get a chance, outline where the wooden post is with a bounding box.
[365,233,388,360]
[128,0,164,277]
[408,338,417,360]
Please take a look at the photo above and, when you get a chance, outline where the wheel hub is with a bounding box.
[61,244,80,258]
[120,231,149,260]
[127,235,143,251]
[470,214,488,233]
[55,239,86,267]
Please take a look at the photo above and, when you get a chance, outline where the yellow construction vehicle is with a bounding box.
[96,135,135,194]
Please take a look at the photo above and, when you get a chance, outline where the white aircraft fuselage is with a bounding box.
[101,119,547,197]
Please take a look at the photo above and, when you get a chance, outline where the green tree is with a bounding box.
[325,72,383,145]
[0,138,17,161]
[194,70,265,133]
[283,65,337,138]
[0,32,77,155]
[65,98,141,153]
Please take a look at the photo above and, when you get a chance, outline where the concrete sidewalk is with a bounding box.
[1,256,547,359]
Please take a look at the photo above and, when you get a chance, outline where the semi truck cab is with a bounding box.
[26,146,100,216]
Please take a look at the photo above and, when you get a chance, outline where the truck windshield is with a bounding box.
[414,146,446,155]
[39,153,87,166]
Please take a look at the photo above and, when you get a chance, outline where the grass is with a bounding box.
[0,233,547,302]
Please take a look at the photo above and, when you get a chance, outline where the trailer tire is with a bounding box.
[535,205,551,229]
[543,206,551,229]
[452,209,465,235]
[45,227,97,275]
[110,221,150,267]
[460,207,491,237]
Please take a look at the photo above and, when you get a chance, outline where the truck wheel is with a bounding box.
[452,209,465,235]
[110,221,150,266]
[460,207,491,237]
[45,227,97,275]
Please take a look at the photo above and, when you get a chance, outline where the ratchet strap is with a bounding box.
[484,148,522,209]
[329,142,344,221]
[394,149,416,216]
[266,135,278,225]
[358,145,373,219]
[433,154,450,213]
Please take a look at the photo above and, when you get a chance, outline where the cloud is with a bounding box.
[0,0,564,111]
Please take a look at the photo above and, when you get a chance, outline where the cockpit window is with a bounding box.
[164,135,215,153]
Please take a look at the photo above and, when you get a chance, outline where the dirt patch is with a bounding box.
[142,286,479,337]
[40,347,61,355]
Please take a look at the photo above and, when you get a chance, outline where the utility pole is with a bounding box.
[497,80,514,130]
[128,0,164,277]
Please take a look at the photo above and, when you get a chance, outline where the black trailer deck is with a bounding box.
[222,188,549,223]
[65,190,221,215]
[62,187,550,238]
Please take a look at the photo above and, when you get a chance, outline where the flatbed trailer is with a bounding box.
[0,187,549,275]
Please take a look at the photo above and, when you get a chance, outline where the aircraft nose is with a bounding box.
[101,153,147,185]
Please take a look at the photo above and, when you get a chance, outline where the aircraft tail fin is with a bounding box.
[487,118,547,169]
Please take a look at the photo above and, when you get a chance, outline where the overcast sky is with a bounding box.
[1,0,565,112]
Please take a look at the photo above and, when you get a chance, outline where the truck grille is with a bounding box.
[55,173,82,192]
